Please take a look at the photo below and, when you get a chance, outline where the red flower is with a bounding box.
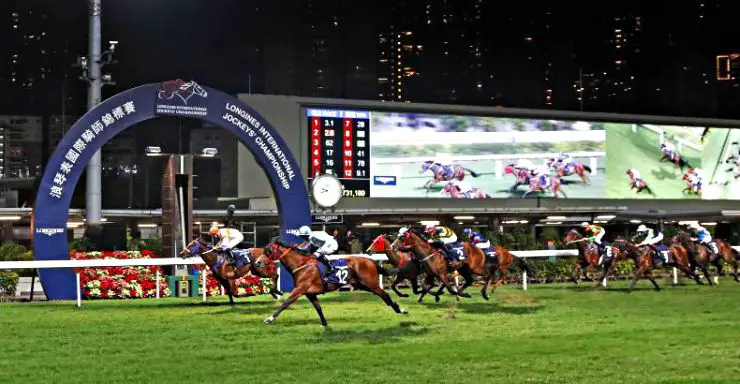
[129,289,137,297]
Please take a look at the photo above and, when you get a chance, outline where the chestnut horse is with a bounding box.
[547,158,592,184]
[261,242,407,326]
[398,228,462,302]
[672,231,714,285]
[611,238,699,291]
[420,161,480,189]
[180,238,282,305]
[523,175,566,198]
[442,182,490,199]
[564,229,600,284]
[715,239,740,282]
[659,152,691,171]
[365,234,423,298]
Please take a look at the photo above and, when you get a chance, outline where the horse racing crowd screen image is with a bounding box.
[368,111,740,200]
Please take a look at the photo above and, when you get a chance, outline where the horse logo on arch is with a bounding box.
[158,79,208,105]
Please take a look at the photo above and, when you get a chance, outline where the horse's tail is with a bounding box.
[644,184,654,195]
[681,158,692,170]
[514,255,532,275]
[464,168,481,178]
[582,165,592,173]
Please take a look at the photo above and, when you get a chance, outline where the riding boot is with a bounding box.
[316,254,333,278]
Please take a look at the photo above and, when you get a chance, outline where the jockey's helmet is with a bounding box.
[580,222,590,229]
[660,143,666,149]
[424,224,437,233]
[636,224,648,232]
[298,225,312,238]
[208,226,220,236]
[688,222,700,230]
[625,169,632,175]
[462,228,473,236]
[397,227,409,237]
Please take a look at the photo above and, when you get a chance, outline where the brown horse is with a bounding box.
[547,158,592,184]
[180,238,283,305]
[672,231,715,285]
[420,161,480,189]
[523,175,566,198]
[365,234,423,298]
[589,237,637,287]
[442,182,490,199]
[611,238,699,291]
[398,228,462,302]
[715,239,740,282]
[564,229,600,284]
[261,242,407,326]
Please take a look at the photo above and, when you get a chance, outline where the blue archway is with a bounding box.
[33,81,311,300]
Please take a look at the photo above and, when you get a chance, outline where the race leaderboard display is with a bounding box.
[307,108,371,198]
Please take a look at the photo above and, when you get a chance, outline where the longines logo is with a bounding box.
[35,227,66,237]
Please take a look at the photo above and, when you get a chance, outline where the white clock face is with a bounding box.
[312,175,343,208]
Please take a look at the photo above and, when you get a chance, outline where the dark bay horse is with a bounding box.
[365,234,423,298]
[612,238,699,291]
[261,242,407,326]
[442,182,490,199]
[659,152,691,171]
[523,175,566,198]
[672,231,714,285]
[547,158,592,184]
[398,228,462,302]
[715,240,740,282]
[180,238,283,305]
[564,229,600,284]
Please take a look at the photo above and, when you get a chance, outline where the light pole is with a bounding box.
[77,0,118,227]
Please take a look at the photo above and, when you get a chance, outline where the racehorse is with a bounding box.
[564,229,600,284]
[659,152,691,171]
[503,164,531,195]
[681,172,702,197]
[419,161,480,189]
[365,234,423,298]
[401,228,530,301]
[523,174,566,198]
[547,158,592,184]
[180,238,283,305]
[260,242,407,326]
[158,79,208,104]
[671,231,714,285]
[398,228,463,302]
[715,239,740,282]
[442,182,489,199]
[611,238,699,291]
[629,177,654,195]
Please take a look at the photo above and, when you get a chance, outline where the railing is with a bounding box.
[2,246,737,306]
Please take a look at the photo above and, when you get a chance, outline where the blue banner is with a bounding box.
[33,81,311,299]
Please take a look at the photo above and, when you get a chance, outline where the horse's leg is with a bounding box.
[645,269,661,291]
[594,260,610,289]
[480,273,492,300]
[733,259,740,282]
[491,264,510,293]
[214,275,235,306]
[629,265,648,292]
[367,283,407,314]
[699,261,714,286]
[263,284,309,324]
[305,293,328,327]
[571,263,582,284]
[391,275,409,298]
[417,274,436,303]
[456,267,475,298]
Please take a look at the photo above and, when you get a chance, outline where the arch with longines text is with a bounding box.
[32,81,311,300]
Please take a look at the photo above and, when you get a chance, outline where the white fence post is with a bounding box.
[75,272,82,308]
[155,270,160,299]
[201,270,207,302]
[522,271,528,291]
[601,278,607,288]
[673,267,678,285]
[590,157,598,176]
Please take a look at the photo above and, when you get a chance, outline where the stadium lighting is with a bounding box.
[596,215,616,220]
[138,223,158,228]
[361,222,380,227]
[629,220,642,224]
[418,220,440,226]
[546,216,567,220]
[519,220,529,224]
[144,146,163,156]
[67,221,84,228]
[700,222,717,226]
[453,216,475,220]
[544,221,563,225]
[0,216,21,221]
[201,147,218,157]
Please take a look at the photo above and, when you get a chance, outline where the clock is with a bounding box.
[311,174,343,208]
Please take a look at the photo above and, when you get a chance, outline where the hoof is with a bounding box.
[481,294,490,301]
[459,292,471,298]
[435,295,441,303]
[263,316,275,324]
[400,308,408,314]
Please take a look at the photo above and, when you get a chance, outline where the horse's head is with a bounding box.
[504,164,515,175]
[184,81,208,97]
[442,182,455,193]
[248,248,272,269]
[564,229,583,244]
[546,158,555,167]
[420,160,434,173]
[366,234,391,253]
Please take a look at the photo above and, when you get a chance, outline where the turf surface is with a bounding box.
[2,281,740,383]
[605,124,702,199]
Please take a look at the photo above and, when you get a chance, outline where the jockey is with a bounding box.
[626,168,642,189]
[660,142,676,160]
[530,166,550,188]
[424,224,461,261]
[443,179,474,198]
[209,226,244,261]
[636,224,667,263]
[685,170,703,193]
[687,222,718,255]
[462,228,496,256]
[297,225,339,277]
[580,222,610,264]
[556,152,575,173]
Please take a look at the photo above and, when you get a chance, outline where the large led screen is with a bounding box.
[306,108,740,200]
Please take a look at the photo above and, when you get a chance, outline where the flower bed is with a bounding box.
[72,250,171,299]
[192,265,273,297]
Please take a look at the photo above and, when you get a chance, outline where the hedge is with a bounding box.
[0,272,19,300]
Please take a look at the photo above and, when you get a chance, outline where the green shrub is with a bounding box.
[0,272,19,300]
